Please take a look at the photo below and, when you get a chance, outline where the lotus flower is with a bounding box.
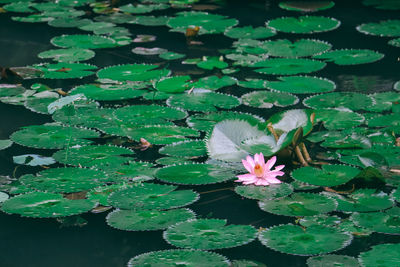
[236,153,284,186]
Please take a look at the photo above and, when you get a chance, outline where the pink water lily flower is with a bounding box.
[236,153,285,186]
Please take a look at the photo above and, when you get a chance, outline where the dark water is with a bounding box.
[0,0,399,266]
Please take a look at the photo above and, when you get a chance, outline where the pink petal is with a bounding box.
[274,165,285,171]
[265,156,277,170]
[255,179,269,186]
[267,170,285,177]
[265,177,282,184]
[246,155,255,168]
[241,159,253,173]
[236,174,257,181]
[258,153,265,165]
[242,180,257,185]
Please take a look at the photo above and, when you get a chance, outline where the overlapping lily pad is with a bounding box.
[291,165,360,187]
[167,91,240,112]
[163,219,257,250]
[154,76,191,93]
[20,167,108,193]
[253,58,326,75]
[32,62,96,79]
[51,34,118,49]
[156,163,235,185]
[259,224,352,256]
[69,83,146,101]
[266,76,335,94]
[241,91,299,108]
[359,243,400,267]
[315,108,365,130]
[363,0,400,10]
[97,64,170,82]
[351,207,400,234]
[259,192,337,217]
[303,92,373,110]
[127,249,230,267]
[38,48,95,62]
[224,26,276,39]
[357,20,400,37]
[1,192,95,218]
[307,254,360,267]
[262,39,332,58]
[235,183,293,200]
[159,140,206,158]
[279,1,335,12]
[10,124,99,149]
[106,208,196,231]
[108,183,199,210]
[266,16,340,34]
[313,49,384,65]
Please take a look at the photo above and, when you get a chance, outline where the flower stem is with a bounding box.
[267,123,279,142]
[300,143,312,162]
[294,146,308,166]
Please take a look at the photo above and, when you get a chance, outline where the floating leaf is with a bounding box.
[87,184,128,206]
[132,47,167,55]
[20,167,108,193]
[266,109,314,136]
[0,192,9,203]
[197,57,228,70]
[70,83,145,101]
[106,208,195,231]
[266,76,335,94]
[259,224,352,256]
[363,0,400,10]
[159,140,206,158]
[291,165,360,187]
[38,48,95,62]
[166,91,240,112]
[127,249,229,267]
[303,92,373,110]
[1,192,95,218]
[313,49,384,65]
[315,108,365,130]
[262,39,332,58]
[241,91,299,109]
[32,62,96,79]
[266,16,340,34]
[167,11,238,35]
[164,219,257,250]
[108,183,199,210]
[52,145,134,169]
[10,124,99,149]
[357,20,400,37]
[97,64,170,82]
[159,51,185,60]
[156,163,235,185]
[154,76,191,93]
[0,140,12,150]
[193,76,237,91]
[389,37,400,47]
[224,26,276,39]
[359,243,400,267]
[253,58,326,75]
[259,192,337,217]
[47,94,87,114]
[13,154,55,166]
[51,34,118,49]
[279,1,335,12]
[307,254,360,267]
[234,183,293,200]
[351,207,400,234]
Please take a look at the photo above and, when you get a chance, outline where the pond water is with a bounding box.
[0,0,400,266]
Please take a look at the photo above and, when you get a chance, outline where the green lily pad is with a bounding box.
[52,106,114,129]
[324,189,394,212]
[0,140,13,150]
[363,0,400,10]
[266,16,340,34]
[10,124,99,149]
[303,92,373,110]
[127,249,229,267]
[167,11,238,35]
[51,34,118,49]
[164,219,257,250]
[315,108,365,130]
[133,15,169,26]
[266,76,335,94]
[224,26,276,39]
[187,111,263,132]
[241,91,299,109]
[235,183,293,200]
[313,49,384,65]
[52,145,134,169]
[154,76,191,93]
[32,62,96,79]
[258,192,337,217]
[0,84,26,97]
[279,1,335,12]
[97,64,170,82]
[307,254,360,267]
[3,2,36,12]
[262,39,332,58]
[156,157,193,165]
[351,207,400,234]
[48,18,92,28]
[0,192,9,203]
[357,20,400,37]
[108,183,199,210]
[156,163,235,185]
[159,51,185,60]
[69,83,145,101]
[132,47,168,55]
[359,243,400,267]
[291,165,360,187]
[106,208,195,231]
[106,161,157,182]
[119,3,168,14]
[38,48,95,62]
[159,140,206,158]
[237,79,268,89]
[1,192,95,218]
[259,224,352,256]
[253,58,326,75]
[368,113,400,127]
[193,76,237,91]
[197,57,228,70]
[87,184,128,206]
[166,91,240,112]
[389,37,400,47]
[25,97,59,114]
[20,167,108,193]
[266,108,314,136]
[12,14,52,23]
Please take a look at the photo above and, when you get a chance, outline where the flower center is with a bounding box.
[254,163,264,177]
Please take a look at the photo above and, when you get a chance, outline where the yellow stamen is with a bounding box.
[254,163,264,177]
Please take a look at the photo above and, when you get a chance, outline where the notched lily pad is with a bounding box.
[266,16,340,34]
[313,49,384,65]
[253,58,326,75]
[235,183,293,200]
